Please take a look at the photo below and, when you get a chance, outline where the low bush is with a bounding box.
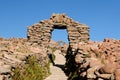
[12,56,50,80]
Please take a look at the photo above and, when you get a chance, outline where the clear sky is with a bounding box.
[0,0,120,43]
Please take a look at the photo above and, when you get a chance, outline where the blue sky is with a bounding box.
[0,0,120,43]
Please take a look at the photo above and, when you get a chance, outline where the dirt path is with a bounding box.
[45,51,68,80]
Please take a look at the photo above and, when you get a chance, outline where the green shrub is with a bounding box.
[48,53,56,63]
[12,56,50,80]
[84,54,91,58]
[51,48,56,53]
[46,45,56,53]
[52,54,56,61]
[68,71,79,80]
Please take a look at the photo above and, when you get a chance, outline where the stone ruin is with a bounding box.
[27,13,90,47]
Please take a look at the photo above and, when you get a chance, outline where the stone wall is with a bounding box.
[27,13,90,47]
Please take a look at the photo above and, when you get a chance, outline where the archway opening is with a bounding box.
[51,25,69,45]
[51,29,68,44]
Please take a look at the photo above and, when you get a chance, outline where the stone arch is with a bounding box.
[27,13,90,47]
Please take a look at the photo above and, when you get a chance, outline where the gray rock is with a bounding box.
[0,65,11,74]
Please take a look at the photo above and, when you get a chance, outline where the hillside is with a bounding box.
[0,38,67,80]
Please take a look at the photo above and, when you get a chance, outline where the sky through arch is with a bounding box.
[51,29,68,44]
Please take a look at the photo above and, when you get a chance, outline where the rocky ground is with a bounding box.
[0,37,120,80]
[66,38,120,80]
[0,38,49,80]
[0,37,68,80]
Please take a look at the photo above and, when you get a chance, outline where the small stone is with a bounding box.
[0,65,11,74]
[87,68,96,79]
[0,75,4,80]
[115,69,120,80]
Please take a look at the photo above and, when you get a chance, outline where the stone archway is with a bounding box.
[27,13,90,47]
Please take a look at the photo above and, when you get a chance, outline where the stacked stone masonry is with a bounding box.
[27,13,90,47]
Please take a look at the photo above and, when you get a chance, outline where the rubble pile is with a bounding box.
[0,38,48,80]
[73,39,120,80]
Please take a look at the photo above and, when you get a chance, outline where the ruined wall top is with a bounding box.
[50,13,76,26]
[39,13,88,28]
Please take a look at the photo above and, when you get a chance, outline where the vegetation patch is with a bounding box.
[12,56,50,80]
